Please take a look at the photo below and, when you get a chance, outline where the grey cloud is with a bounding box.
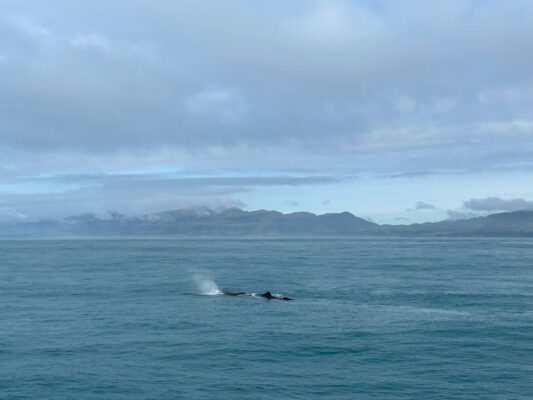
[283,200,299,207]
[0,173,337,221]
[477,83,533,105]
[0,0,532,165]
[445,196,533,222]
[0,191,243,222]
[446,210,478,221]
[463,197,533,212]
[1,1,533,220]
[0,183,242,222]
[415,201,436,210]
[14,173,338,188]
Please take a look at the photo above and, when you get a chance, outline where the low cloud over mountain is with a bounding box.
[464,197,533,212]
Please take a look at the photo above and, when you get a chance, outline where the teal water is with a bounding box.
[1,238,532,399]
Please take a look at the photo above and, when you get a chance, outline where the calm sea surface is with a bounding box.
[1,238,532,399]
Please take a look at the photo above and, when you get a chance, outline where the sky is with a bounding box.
[1,0,533,224]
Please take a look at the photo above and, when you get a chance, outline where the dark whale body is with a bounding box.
[222,291,247,296]
[257,291,293,301]
[222,290,293,301]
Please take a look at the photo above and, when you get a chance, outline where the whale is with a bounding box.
[222,291,247,296]
[222,290,293,300]
[257,291,293,300]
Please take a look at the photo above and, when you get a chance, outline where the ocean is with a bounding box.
[1,238,532,399]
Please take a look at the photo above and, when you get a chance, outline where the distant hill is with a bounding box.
[1,208,533,237]
[381,210,533,237]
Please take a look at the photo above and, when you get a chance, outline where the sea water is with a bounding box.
[1,238,532,399]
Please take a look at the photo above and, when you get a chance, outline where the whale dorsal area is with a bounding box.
[222,290,293,300]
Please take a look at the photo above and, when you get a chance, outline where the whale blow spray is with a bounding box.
[194,273,221,295]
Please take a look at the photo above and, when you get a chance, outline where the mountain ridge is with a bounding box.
[1,208,533,237]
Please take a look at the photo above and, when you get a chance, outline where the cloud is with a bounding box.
[432,97,456,113]
[443,196,533,224]
[186,88,247,123]
[477,83,533,105]
[16,173,339,188]
[70,33,111,51]
[477,119,533,135]
[463,197,533,212]
[446,210,477,221]
[1,1,533,220]
[0,189,244,222]
[394,217,409,222]
[0,172,337,221]
[5,15,53,40]
[395,97,417,113]
[1,1,532,159]
[283,200,299,207]
[291,1,382,43]
[415,201,436,210]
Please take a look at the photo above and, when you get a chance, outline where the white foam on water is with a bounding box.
[389,305,470,316]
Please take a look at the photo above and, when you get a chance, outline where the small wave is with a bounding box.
[389,305,469,316]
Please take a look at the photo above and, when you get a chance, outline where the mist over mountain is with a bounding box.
[2,208,533,238]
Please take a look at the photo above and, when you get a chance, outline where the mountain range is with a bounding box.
[2,207,533,237]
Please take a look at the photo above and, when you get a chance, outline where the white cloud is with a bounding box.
[127,41,159,63]
[291,1,381,42]
[477,84,533,104]
[70,33,111,51]
[186,89,247,123]
[395,96,417,113]
[292,2,350,41]
[478,119,533,135]
[6,15,53,40]
[433,97,455,113]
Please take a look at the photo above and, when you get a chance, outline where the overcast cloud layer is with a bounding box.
[1,0,533,223]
